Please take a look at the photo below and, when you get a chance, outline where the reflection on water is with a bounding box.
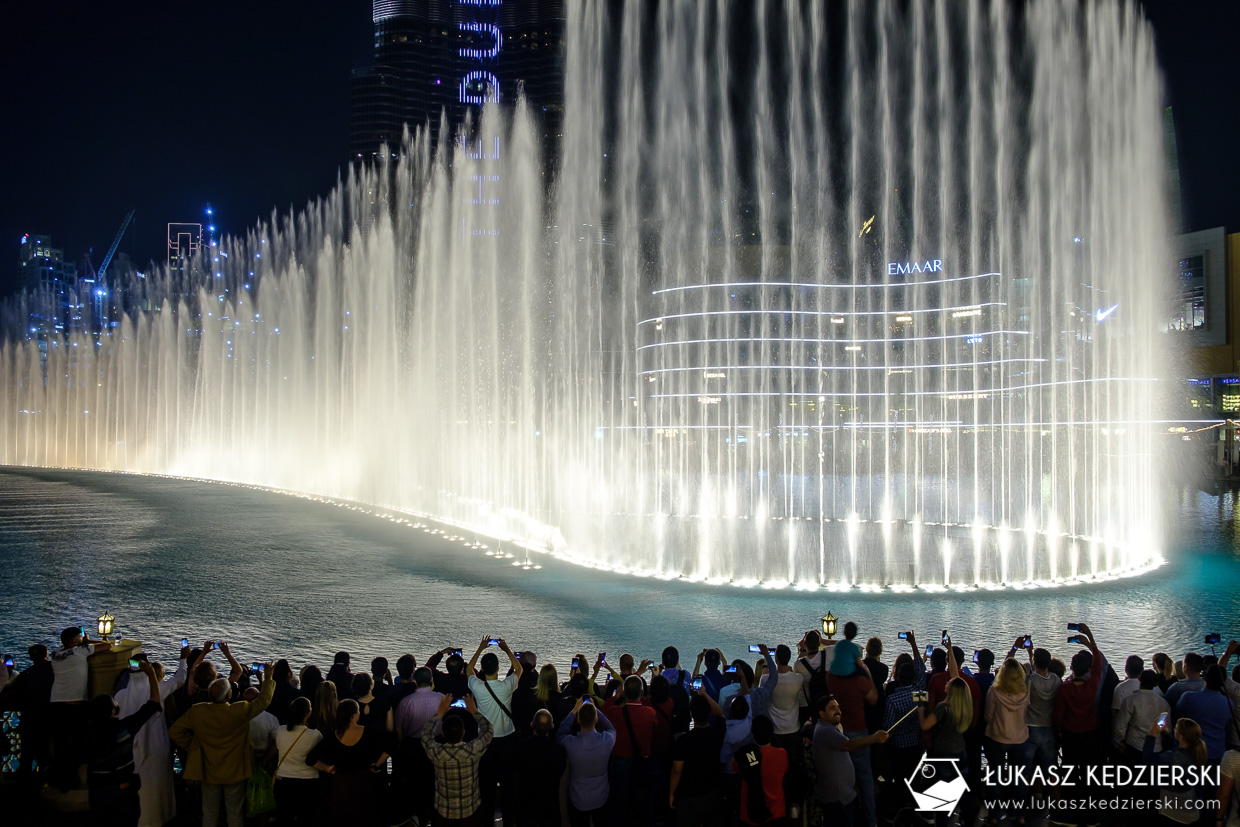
[0,468,1236,671]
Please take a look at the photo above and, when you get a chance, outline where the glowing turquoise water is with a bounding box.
[1,467,1235,672]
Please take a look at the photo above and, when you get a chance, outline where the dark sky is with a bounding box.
[1,1,1236,295]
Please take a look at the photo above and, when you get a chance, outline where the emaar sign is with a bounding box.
[888,259,943,276]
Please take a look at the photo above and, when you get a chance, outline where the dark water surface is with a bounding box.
[1,467,1237,673]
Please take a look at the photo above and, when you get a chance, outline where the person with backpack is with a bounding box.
[466,636,523,825]
[796,632,830,724]
[732,715,788,826]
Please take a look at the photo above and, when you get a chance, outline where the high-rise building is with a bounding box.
[350,0,565,163]
[167,223,203,278]
[18,234,77,293]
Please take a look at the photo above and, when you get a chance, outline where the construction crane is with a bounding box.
[97,209,135,281]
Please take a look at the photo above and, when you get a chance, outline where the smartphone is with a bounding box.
[941,630,949,645]
[450,698,467,709]
[898,631,909,640]
[1156,712,1169,728]
[748,644,762,653]
[4,657,13,668]
[912,690,929,704]
[78,626,85,637]
[250,662,262,675]
[572,658,581,669]
[1023,637,1033,649]
[1066,623,1080,631]
[725,665,738,674]
[451,649,463,658]
[599,652,607,664]
[692,675,704,691]
[1205,633,1221,645]
[1067,635,1083,645]
[514,651,522,660]
[972,650,980,664]
[581,696,593,705]
[128,658,140,671]
[925,645,934,658]
[180,638,189,648]
[487,638,501,647]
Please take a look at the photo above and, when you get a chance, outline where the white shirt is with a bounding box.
[274,725,323,781]
[468,673,519,738]
[50,643,96,702]
[250,710,280,751]
[760,670,806,735]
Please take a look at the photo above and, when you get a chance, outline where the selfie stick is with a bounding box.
[890,704,921,730]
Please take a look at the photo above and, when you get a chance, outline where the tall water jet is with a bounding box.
[0,0,1170,591]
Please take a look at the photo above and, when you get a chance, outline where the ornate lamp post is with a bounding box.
[97,612,116,640]
[821,611,838,641]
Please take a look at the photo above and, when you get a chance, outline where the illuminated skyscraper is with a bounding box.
[350,0,564,163]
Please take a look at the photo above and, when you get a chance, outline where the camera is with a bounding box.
[1156,712,1169,728]
[451,649,463,658]
[1205,633,1221,645]
[572,658,580,669]
[250,662,263,675]
[1023,637,1033,648]
[599,652,606,664]
[128,658,140,672]
[898,631,909,640]
[912,690,929,704]
[692,675,704,691]
[581,696,593,705]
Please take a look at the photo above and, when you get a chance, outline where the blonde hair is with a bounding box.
[535,664,559,703]
[995,659,1028,698]
[313,681,339,733]
[1174,718,1207,767]
[946,678,973,734]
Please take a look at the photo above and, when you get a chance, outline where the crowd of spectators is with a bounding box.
[1,623,1239,827]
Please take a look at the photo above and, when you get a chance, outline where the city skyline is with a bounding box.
[1,0,1237,296]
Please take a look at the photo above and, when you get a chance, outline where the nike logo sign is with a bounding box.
[1095,304,1119,322]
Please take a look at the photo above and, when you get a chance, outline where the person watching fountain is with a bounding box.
[603,674,659,826]
[558,695,616,826]
[807,694,890,827]
[326,651,354,700]
[759,644,806,816]
[85,660,162,825]
[1165,652,1206,713]
[516,709,567,827]
[983,658,1032,821]
[1114,669,1171,760]
[1175,665,1233,763]
[421,692,494,827]
[393,667,442,827]
[467,636,523,825]
[1053,623,1107,825]
[272,696,321,826]
[829,621,865,678]
[168,663,276,827]
[50,625,113,790]
[795,631,829,723]
[668,690,726,824]
[305,698,390,825]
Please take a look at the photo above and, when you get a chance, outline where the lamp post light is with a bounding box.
[821,611,838,641]
[97,612,116,641]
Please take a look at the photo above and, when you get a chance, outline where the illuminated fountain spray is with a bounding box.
[0,0,1169,591]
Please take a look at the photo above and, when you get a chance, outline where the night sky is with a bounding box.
[1,1,1236,296]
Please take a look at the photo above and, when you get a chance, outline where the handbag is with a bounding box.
[248,726,308,817]
[246,765,276,817]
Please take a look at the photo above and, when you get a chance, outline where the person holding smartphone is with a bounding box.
[85,660,163,824]
[50,625,113,790]
[1114,669,1170,760]
[420,693,494,825]
[558,694,616,825]
[466,636,523,826]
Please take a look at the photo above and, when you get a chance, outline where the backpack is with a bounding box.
[799,651,829,703]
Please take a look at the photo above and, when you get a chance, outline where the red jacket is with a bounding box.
[603,699,657,759]
[1052,649,1102,734]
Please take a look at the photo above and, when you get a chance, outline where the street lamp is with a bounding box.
[821,611,838,640]
[97,612,115,640]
